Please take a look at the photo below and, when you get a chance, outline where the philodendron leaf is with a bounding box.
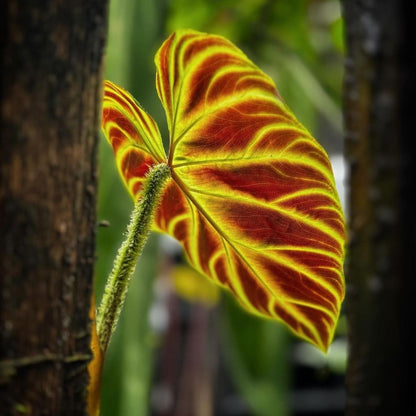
[102,29,345,351]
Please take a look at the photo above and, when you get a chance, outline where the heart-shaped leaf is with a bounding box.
[102,29,345,351]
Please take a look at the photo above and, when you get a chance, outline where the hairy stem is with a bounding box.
[96,163,171,352]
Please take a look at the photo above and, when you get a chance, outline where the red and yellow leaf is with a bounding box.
[102,81,166,196]
[102,29,345,351]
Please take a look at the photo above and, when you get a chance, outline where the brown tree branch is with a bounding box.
[343,0,416,414]
[0,1,109,414]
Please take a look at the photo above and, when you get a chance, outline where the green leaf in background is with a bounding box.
[221,293,291,416]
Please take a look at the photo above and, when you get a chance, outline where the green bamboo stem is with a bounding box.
[96,162,171,352]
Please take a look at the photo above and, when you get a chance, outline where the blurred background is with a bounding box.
[95,0,347,415]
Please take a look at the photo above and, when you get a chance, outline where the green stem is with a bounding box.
[96,162,171,352]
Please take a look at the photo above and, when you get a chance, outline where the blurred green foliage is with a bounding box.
[96,0,344,415]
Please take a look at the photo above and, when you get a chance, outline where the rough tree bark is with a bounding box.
[343,0,416,414]
[0,1,108,415]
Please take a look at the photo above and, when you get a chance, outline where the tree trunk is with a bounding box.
[343,0,416,414]
[0,1,108,415]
